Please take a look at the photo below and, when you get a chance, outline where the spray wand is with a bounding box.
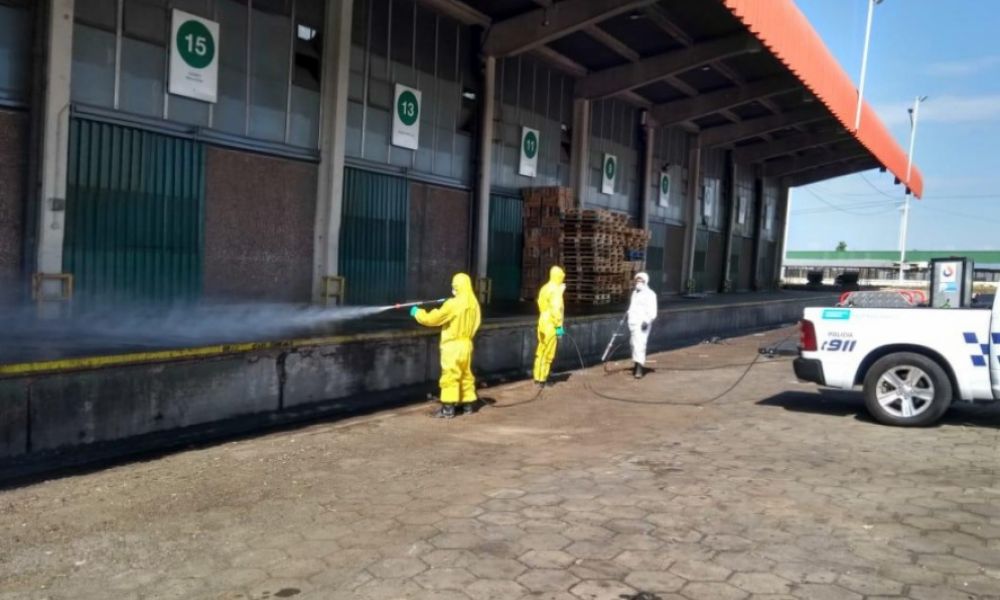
[389,298,448,310]
[600,312,629,363]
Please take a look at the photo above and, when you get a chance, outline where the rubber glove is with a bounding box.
[641,322,649,333]
[555,326,565,338]
[409,306,419,318]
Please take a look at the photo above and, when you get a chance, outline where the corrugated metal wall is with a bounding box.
[732,163,757,237]
[63,118,204,304]
[584,98,641,218]
[491,55,573,189]
[487,193,523,302]
[346,0,477,187]
[649,127,690,224]
[339,167,408,304]
[699,148,727,232]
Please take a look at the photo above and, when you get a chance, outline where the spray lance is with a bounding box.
[600,312,629,363]
[388,298,448,311]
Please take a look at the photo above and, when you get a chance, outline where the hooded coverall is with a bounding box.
[533,266,566,383]
[414,273,482,405]
[627,272,658,366]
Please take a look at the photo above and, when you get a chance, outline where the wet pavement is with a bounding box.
[2,326,999,599]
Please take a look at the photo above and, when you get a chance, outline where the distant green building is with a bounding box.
[783,251,1000,283]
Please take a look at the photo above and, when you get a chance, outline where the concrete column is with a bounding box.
[35,0,74,295]
[312,0,355,302]
[473,55,496,282]
[720,155,737,292]
[680,140,702,291]
[569,98,591,208]
[752,172,768,291]
[773,185,792,285]
[640,122,655,232]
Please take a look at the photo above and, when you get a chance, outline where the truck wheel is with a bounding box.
[863,352,952,426]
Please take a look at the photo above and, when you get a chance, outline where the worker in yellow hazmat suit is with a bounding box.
[410,273,482,418]
[533,265,566,387]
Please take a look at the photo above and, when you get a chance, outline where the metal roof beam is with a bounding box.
[764,148,870,178]
[417,0,490,26]
[785,158,879,187]
[483,0,657,58]
[733,127,847,163]
[575,34,759,100]
[699,107,828,148]
[649,77,799,127]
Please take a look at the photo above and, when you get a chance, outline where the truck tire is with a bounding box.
[863,352,952,427]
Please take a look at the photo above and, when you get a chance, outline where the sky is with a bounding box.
[786,0,1000,252]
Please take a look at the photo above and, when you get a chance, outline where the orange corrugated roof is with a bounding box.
[723,0,923,198]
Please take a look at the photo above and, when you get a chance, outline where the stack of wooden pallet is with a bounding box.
[562,209,620,305]
[520,188,572,300]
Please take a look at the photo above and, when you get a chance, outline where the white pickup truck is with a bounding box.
[794,293,999,426]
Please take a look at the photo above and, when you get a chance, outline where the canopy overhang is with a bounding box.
[723,0,923,197]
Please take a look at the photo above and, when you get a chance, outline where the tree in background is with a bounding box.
[835,241,848,252]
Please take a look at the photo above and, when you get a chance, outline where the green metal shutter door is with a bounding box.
[487,193,523,303]
[339,167,408,305]
[63,119,204,304]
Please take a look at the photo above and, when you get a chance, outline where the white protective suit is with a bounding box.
[627,272,659,365]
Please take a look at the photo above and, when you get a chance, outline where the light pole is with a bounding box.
[855,0,885,132]
[898,95,927,283]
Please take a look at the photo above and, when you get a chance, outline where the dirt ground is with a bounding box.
[2,327,999,600]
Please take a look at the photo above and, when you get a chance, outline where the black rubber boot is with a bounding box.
[632,363,639,377]
[432,404,456,419]
[461,403,475,416]
[634,364,646,379]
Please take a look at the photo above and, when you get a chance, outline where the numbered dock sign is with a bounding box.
[392,84,422,150]
[658,171,671,207]
[519,127,539,177]
[169,10,219,103]
[601,154,617,195]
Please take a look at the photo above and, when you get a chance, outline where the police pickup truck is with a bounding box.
[794,288,999,427]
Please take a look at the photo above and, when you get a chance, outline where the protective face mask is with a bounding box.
[559,284,566,293]
[452,288,458,297]
[635,282,646,292]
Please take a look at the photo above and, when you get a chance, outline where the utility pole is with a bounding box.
[855,0,884,132]
[899,95,927,283]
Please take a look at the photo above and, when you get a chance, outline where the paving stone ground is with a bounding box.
[2,327,999,600]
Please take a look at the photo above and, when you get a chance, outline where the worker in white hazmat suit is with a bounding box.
[627,272,658,379]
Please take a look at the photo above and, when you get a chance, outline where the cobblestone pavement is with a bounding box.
[2,327,999,600]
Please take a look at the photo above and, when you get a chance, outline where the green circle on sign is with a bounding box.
[397,90,420,126]
[661,175,670,195]
[523,130,539,159]
[605,157,616,180]
[177,20,215,69]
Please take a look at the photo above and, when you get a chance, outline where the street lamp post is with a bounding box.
[898,95,927,283]
[855,0,885,132]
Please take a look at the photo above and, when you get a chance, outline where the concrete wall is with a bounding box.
[204,146,317,302]
[0,108,26,306]
[0,295,833,477]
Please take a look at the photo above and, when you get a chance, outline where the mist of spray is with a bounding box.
[0,299,443,359]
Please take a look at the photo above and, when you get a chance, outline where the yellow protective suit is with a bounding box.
[533,266,565,383]
[414,273,482,404]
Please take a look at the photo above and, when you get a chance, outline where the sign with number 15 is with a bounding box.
[169,10,219,103]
